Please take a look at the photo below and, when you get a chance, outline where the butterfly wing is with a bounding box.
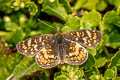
[16,34,54,57]
[35,40,60,69]
[64,39,88,65]
[63,30,102,48]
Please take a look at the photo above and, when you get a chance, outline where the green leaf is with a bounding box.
[94,57,107,68]
[116,77,120,80]
[54,72,62,79]
[74,0,107,11]
[12,57,42,79]
[3,16,19,31]
[95,0,107,11]
[109,51,120,68]
[111,66,117,78]
[57,64,84,80]
[0,45,23,80]
[89,74,100,80]
[105,0,120,8]
[107,30,120,48]
[80,10,101,29]
[114,0,120,8]
[101,11,120,48]
[83,53,95,69]
[38,0,44,4]
[42,0,68,21]
[87,48,96,56]
[73,0,87,10]
[54,75,68,80]
[62,15,80,32]
[104,69,115,79]
[9,29,24,44]
[59,0,72,12]
[103,11,120,27]
[83,0,107,11]
[83,0,99,10]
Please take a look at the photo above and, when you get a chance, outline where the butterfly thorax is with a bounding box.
[56,34,63,44]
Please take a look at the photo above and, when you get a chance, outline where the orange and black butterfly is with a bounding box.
[16,27,102,69]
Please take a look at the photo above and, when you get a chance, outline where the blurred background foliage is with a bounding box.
[0,0,120,80]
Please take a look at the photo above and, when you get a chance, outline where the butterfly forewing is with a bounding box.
[16,34,54,57]
[63,30,102,48]
[64,39,88,65]
[35,40,60,69]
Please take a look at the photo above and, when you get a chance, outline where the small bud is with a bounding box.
[13,2,18,6]
[3,16,11,22]
[19,15,27,25]
[49,0,55,3]
[20,2,25,8]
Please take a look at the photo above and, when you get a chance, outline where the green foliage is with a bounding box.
[0,0,120,80]
[74,0,107,11]
[62,15,80,32]
[80,10,101,29]
[42,0,68,21]
[56,64,84,80]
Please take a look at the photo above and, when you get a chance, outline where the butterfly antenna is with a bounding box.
[37,19,55,29]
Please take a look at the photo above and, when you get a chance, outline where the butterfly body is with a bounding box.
[16,27,102,69]
[54,32,64,64]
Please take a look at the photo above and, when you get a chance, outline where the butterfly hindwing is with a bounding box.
[64,39,88,65]
[63,30,102,48]
[35,40,60,69]
[16,34,54,57]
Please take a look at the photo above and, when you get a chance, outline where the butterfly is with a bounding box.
[16,27,102,69]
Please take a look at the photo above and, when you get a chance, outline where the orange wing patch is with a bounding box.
[64,39,88,65]
[35,43,60,69]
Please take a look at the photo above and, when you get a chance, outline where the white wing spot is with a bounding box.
[24,50,27,52]
[47,64,50,66]
[75,60,79,62]
[42,42,44,45]
[28,39,31,46]
[76,32,80,37]
[83,38,87,44]
[34,45,38,51]
[36,55,39,58]
[39,37,42,42]
[31,52,34,54]
[86,30,91,37]
[88,44,92,46]
[75,38,79,41]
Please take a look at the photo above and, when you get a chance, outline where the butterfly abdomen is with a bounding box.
[58,45,64,64]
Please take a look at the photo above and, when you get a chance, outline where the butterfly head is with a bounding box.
[55,27,63,44]
[56,27,61,33]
